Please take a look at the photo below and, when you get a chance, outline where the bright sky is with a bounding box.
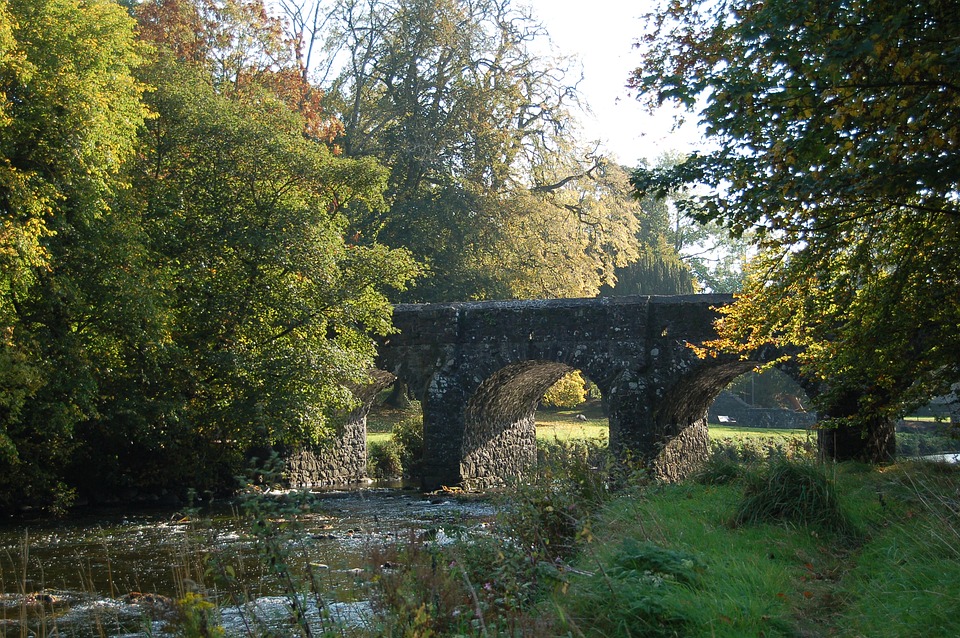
[524,0,704,167]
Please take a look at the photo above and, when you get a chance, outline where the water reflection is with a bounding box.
[0,488,494,637]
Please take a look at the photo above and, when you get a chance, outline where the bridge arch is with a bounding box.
[374,294,786,490]
[461,360,571,488]
[284,295,821,489]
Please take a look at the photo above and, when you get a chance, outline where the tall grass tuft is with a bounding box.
[692,452,746,485]
[734,456,856,537]
[560,539,705,638]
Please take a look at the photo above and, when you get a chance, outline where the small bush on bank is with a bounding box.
[368,439,403,479]
[696,435,816,485]
[562,539,705,638]
[391,415,424,479]
[734,456,856,537]
[364,438,620,637]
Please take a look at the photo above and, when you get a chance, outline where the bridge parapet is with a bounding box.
[376,294,758,489]
[283,294,812,489]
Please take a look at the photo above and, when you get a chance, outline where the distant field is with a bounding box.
[536,406,607,441]
[710,424,811,441]
[366,403,815,445]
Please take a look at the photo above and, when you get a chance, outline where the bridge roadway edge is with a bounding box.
[285,293,794,490]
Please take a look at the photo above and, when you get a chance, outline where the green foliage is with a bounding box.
[0,0,421,510]
[368,439,403,479]
[174,592,225,638]
[708,430,816,464]
[365,437,622,637]
[601,252,695,296]
[692,452,745,486]
[632,0,960,451]
[390,413,425,479]
[324,0,641,301]
[607,152,747,295]
[734,457,856,537]
[726,368,808,410]
[134,60,409,446]
[367,538,484,637]
[501,438,616,562]
[562,540,704,638]
[541,371,587,408]
[0,0,149,510]
[896,431,960,458]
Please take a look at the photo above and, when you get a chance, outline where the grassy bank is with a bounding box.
[355,403,960,635]
[354,452,960,637]
[553,458,960,637]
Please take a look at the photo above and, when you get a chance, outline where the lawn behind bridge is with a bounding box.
[366,400,814,449]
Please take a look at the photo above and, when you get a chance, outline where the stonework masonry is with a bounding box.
[286,294,800,490]
[378,294,765,490]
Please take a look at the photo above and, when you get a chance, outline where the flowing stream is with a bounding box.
[0,487,496,637]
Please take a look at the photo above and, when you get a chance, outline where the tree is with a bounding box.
[0,0,149,508]
[317,0,639,301]
[542,370,587,409]
[0,0,421,509]
[135,0,342,142]
[65,2,420,496]
[631,0,960,461]
[601,155,747,297]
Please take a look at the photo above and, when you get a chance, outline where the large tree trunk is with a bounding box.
[384,380,412,409]
[818,391,896,463]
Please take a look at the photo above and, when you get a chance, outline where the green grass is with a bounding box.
[367,402,818,446]
[555,460,960,637]
[368,431,391,446]
[709,424,811,440]
[562,481,815,636]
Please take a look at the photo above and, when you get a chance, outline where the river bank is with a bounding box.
[5,415,960,637]
[0,487,495,637]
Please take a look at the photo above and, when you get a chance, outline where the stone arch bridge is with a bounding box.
[286,294,779,490]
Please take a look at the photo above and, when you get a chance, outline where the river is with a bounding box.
[0,487,496,637]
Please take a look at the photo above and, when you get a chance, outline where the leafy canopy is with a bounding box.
[319,0,641,301]
[0,0,149,505]
[631,0,960,428]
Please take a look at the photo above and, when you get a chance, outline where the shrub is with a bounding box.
[368,439,403,479]
[391,415,425,479]
[734,456,856,537]
[542,371,587,408]
[708,434,815,464]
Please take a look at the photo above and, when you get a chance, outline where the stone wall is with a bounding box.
[282,370,395,487]
[284,418,368,487]
[709,391,816,429]
[378,294,754,489]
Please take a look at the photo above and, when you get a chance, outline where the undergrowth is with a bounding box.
[734,456,858,538]
[361,437,620,636]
